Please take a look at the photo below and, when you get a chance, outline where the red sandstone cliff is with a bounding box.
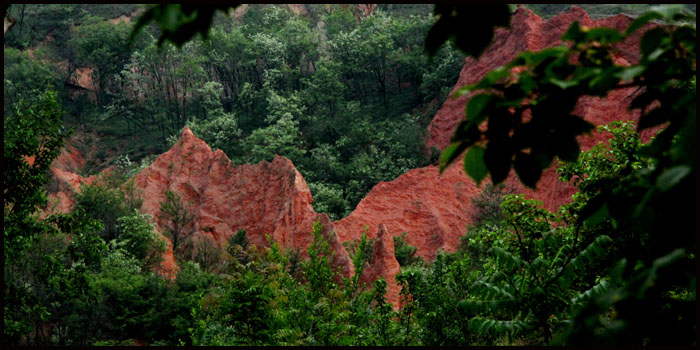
[426,6,655,151]
[131,127,354,278]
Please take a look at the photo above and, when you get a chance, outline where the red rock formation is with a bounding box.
[132,127,354,279]
[36,6,662,308]
[427,6,656,151]
[335,162,478,261]
[334,7,661,304]
[360,224,402,309]
[40,145,100,215]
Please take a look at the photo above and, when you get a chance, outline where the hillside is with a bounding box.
[39,5,665,309]
[4,4,695,347]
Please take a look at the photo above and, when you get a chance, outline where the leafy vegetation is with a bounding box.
[433,4,695,345]
[3,4,695,347]
[4,4,466,219]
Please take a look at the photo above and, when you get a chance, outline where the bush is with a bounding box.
[74,184,129,241]
[116,210,166,268]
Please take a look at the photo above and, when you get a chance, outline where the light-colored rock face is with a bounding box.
[131,127,354,279]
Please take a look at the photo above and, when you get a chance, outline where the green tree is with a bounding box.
[160,190,195,257]
[69,19,135,108]
[4,90,69,257]
[393,232,421,267]
[431,5,695,345]
[3,48,59,114]
[73,184,129,241]
[116,210,166,268]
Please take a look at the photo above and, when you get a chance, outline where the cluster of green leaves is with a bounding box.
[431,4,695,344]
[4,91,216,346]
[439,6,694,189]
[393,232,423,267]
[4,4,695,346]
[4,4,138,51]
[396,121,683,345]
[188,220,427,346]
[3,48,59,115]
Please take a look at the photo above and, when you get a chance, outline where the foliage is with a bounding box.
[393,232,422,267]
[4,4,696,347]
[469,183,508,226]
[68,20,138,107]
[130,4,238,47]
[432,7,695,343]
[50,5,464,219]
[426,5,511,57]
[160,190,195,257]
[116,210,166,268]
[3,48,59,114]
[74,184,130,241]
[4,90,69,257]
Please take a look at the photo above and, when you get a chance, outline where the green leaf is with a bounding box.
[562,21,585,43]
[589,67,623,94]
[553,134,581,163]
[488,246,522,271]
[425,17,452,57]
[464,146,487,185]
[638,107,669,130]
[583,201,609,228]
[513,152,542,189]
[549,78,578,90]
[585,27,624,45]
[625,12,663,36]
[656,165,691,191]
[439,142,469,173]
[465,94,496,129]
[615,65,646,81]
[484,142,512,185]
[640,28,668,57]
[571,279,611,305]
[630,91,656,111]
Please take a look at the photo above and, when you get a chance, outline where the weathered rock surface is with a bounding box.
[131,127,354,278]
[427,6,656,151]
[333,6,660,305]
[42,145,100,215]
[359,224,402,309]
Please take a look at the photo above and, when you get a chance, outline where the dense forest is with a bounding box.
[3,4,696,346]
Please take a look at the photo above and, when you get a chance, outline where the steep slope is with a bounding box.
[427,6,657,150]
[42,145,101,215]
